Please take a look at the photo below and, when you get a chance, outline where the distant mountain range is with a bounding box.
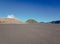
[50,20,60,24]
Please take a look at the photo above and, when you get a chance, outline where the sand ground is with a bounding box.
[0,23,60,44]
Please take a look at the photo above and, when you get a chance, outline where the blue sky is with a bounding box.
[0,0,60,22]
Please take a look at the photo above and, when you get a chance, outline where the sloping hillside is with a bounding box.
[0,18,25,24]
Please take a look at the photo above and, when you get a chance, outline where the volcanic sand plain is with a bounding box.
[0,23,60,44]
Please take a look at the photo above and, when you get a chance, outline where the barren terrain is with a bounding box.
[0,23,60,44]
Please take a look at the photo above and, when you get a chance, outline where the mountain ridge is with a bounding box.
[0,18,26,24]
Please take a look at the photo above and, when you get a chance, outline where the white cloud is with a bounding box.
[7,14,21,21]
[7,14,15,18]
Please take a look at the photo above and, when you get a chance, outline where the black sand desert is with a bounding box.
[0,23,60,44]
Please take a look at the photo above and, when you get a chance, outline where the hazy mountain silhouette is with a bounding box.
[50,20,60,24]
